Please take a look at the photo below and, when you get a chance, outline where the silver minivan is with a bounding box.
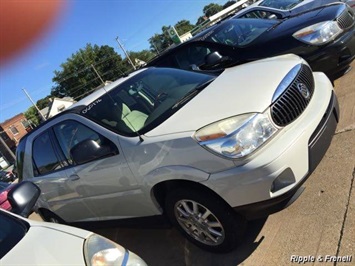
[16,54,338,252]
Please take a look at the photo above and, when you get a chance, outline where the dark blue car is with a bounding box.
[147,2,355,80]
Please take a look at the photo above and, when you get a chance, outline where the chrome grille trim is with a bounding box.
[337,10,354,29]
[271,64,314,127]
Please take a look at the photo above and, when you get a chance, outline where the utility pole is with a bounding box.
[22,88,46,122]
[91,64,105,85]
[115,36,136,70]
[78,52,105,86]
[0,133,16,161]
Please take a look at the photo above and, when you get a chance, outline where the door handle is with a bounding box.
[69,174,80,181]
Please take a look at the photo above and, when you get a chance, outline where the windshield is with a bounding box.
[203,19,277,47]
[259,0,303,9]
[81,68,215,136]
[0,211,28,259]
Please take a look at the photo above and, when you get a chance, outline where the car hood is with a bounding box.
[146,54,305,137]
[1,224,88,265]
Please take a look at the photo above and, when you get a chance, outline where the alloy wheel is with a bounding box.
[174,199,225,246]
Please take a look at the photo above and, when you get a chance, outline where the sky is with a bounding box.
[0,0,227,123]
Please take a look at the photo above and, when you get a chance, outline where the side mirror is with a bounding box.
[204,51,230,69]
[268,14,278,19]
[8,181,40,218]
[190,64,200,71]
[205,51,223,65]
[70,139,118,165]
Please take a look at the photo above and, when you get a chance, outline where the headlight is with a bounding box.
[84,234,147,266]
[194,113,278,159]
[293,21,343,45]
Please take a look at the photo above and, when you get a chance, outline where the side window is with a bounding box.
[32,131,63,176]
[153,56,179,69]
[241,10,279,19]
[53,120,118,164]
[174,45,214,70]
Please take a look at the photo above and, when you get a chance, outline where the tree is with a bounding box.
[223,1,237,9]
[36,95,52,110]
[128,50,156,65]
[149,20,194,53]
[196,15,208,25]
[51,44,128,100]
[203,3,223,17]
[24,106,40,126]
[149,26,174,53]
[175,20,194,36]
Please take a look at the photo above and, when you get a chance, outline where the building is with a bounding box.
[0,113,32,165]
[39,97,76,121]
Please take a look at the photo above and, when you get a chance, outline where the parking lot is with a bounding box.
[29,61,355,266]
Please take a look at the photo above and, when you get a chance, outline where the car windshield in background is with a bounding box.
[204,19,277,47]
[259,0,303,9]
[81,68,215,136]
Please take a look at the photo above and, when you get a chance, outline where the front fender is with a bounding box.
[143,165,210,188]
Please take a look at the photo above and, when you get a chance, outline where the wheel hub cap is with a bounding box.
[174,199,225,246]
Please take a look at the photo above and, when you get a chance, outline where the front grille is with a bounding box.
[337,10,354,29]
[271,65,314,127]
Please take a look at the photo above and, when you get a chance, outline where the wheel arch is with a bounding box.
[151,179,232,214]
[37,207,66,223]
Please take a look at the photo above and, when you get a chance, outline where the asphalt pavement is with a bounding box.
[29,61,355,266]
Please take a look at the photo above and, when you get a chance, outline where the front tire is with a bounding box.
[165,187,246,253]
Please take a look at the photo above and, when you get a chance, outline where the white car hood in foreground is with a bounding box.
[1,221,90,265]
[146,54,305,137]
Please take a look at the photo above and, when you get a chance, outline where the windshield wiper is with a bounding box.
[172,79,215,109]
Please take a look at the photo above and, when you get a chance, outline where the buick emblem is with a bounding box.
[297,83,310,99]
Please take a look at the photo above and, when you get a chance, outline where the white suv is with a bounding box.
[16,54,338,252]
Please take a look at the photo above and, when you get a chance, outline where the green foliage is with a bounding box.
[223,1,237,9]
[175,20,195,36]
[128,50,156,64]
[196,15,208,25]
[149,26,175,53]
[149,19,195,52]
[203,3,223,17]
[36,96,52,110]
[24,106,40,126]
[51,44,129,100]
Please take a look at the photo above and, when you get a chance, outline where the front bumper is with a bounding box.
[308,27,355,79]
[235,92,338,219]
[202,72,338,219]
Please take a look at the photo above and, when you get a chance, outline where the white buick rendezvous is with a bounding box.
[16,54,338,252]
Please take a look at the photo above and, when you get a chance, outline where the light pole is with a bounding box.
[22,88,46,122]
[115,36,136,70]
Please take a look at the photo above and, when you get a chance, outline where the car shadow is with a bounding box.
[85,217,268,266]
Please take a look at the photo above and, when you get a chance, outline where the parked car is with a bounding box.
[16,54,339,252]
[236,0,344,15]
[0,181,147,266]
[0,181,14,210]
[147,2,354,80]
[0,169,15,182]
[343,0,355,9]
